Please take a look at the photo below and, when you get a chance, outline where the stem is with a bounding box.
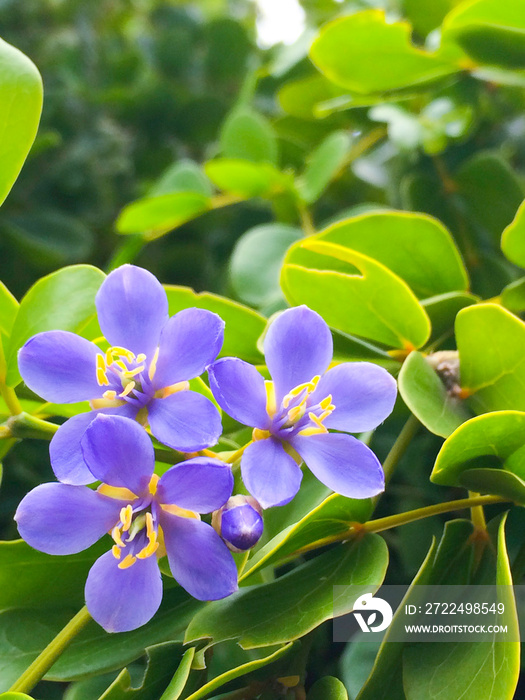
[0,383,23,416]
[7,412,59,440]
[298,203,315,236]
[237,550,250,578]
[380,414,420,487]
[226,441,252,465]
[9,606,92,694]
[469,491,487,531]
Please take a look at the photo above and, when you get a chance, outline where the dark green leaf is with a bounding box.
[308,677,348,700]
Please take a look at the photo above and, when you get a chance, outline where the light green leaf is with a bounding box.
[308,677,348,700]
[281,238,431,349]
[0,281,18,338]
[242,493,373,581]
[404,0,464,36]
[159,647,195,700]
[310,10,457,94]
[421,291,478,342]
[501,277,525,313]
[0,37,43,206]
[185,534,388,649]
[501,198,525,267]
[5,265,106,387]
[456,303,525,413]
[297,131,352,204]
[148,160,213,198]
[205,158,290,198]
[164,285,265,363]
[220,106,278,165]
[116,192,211,238]
[229,224,303,307]
[278,75,347,120]
[398,351,470,438]
[0,693,35,699]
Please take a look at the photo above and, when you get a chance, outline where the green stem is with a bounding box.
[7,412,59,440]
[0,383,23,416]
[380,414,420,487]
[469,490,487,531]
[9,606,92,694]
[226,441,252,465]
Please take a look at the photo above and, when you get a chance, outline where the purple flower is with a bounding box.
[208,306,397,509]
[213,495,264,552]
[15,414,238,632]
[18,265,224,485]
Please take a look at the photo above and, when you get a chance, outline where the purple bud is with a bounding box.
[212,495,263,552]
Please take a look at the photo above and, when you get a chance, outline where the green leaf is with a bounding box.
[501,277,525,312]
[164,285,265,363]
[242,493,373,581]
[442,0,525,69]
[459,468,525,503]
[116,192,211,238]
[0,37,43,206]
[281,238,431,349]
[431,409,525,498]
[229,224,303,307]
[0,281,18,338]
[398,351,470,438]
[148,160,213,198]
[308,677,348,700]
[278,75,347,120]
[205,158,289,198]
[421,291,478,342]
[456,303,525,413]
[310,10,457,94]
[220,107,278,165]
[404,0,464,36]
[309,211,468,298]
[158,647,195,700]
[501,198,525,267]
[185,535,388,649]
[296,131,352,204]
[0,693,35,699]
[456,152,524,242]
[5,265,106,387]
[98,642,185,700]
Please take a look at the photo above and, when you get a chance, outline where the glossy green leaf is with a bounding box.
[164,285,265,363]
[0,37,43,206]
[501,277,525,313]
[501,198,525,267]
[0,693,34,699]
[404,0,463,36]
[310,10,456,94]
[421,291,478,342]
[0,281,18,338]
[278,75,347,120]
[242,493,373,581]
[98,642,184,700]
[282,239,431,349]
[205,158,289,198]
[297,131,352,204]
[456,303,525,413]
[229,224,303,307]
[148,160,213,198]
[308,677,348,700]
[431,410,525,495]
[5,265,106,387]
[456,152,524,242]
[185,534,388,649]
[398,351,470,438]
[442,0,525,69]
[308,211,468,298]
[459,468,525,503]
[220,106,278,165]
[116,192,211,238]
[158,647,195,700]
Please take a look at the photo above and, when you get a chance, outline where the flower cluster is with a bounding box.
[15,264,397,633]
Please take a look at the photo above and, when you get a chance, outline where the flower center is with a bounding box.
[94,345,157,406]
[111,505,160,569]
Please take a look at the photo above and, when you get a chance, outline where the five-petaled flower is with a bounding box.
[208,306,397,509]
[15,414,238,632]
[18,264,224,485]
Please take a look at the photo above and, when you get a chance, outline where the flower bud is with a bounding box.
[212,495,263,552]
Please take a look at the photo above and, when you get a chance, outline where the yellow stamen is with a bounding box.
[102,389,117,401]
[253,427,271,441]
[119,381,136,398]
[320,394,333,410]
[114,360,128,373]
[123,365,145,378]
[136,353,147,363]
[308,412,328,433]
[136,513,159,559]
[90,397,125,410]
[97,484,137,501]
[282,375,320,409]
[298,426,327,437]
[107,346,135,363]
[148,474,159,496]
[112,545,122,560]
[155,381,190,399]
[96,355,109,386]
[161,503,200,520]
[265,381,277,417]
[112,526,124,547]
[120,505,133,531]
[288,403,305,423]
[118,553,137,570]
[148,347,160,381]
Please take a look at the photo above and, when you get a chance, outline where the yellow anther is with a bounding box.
[123,365,145,378]
[112,544,122,560]
[102,389,117,401]
[136,353,147,363]
[308,412,328,433]
[118,553,137,570]
[120,505,133,531]
[253,427,271,441]
[298,426,326,437]
[111,526,124,547]
[161,503,201,520]
[96,355,109,386]
[320,394,333,410]
[148,475,159,496]
[265,381,277,416]
[119,381,136,398]
[155,381,190,399]
[136,540,159,559]
[148,347,160,381]
[146,511,155,537]
[288,404,305,423]
[98,484,137,501]
[309,375,320,390]
[114,360,128,373]
[107,346,135,363]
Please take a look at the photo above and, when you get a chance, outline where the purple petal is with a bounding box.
[147,391,222,452]
[15,483,122,555]
[81,414,154,495]
[208,358,269,429]
[153,309,224,389]
[311,362,397,432]
[291,433,384,499]
[85,549,163,632]
[18,331,101,403]
[264,306,333,403]
[95,265,168,359]
[158,458,233,513]
[160,513,238,600]
[241,437,302,509]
